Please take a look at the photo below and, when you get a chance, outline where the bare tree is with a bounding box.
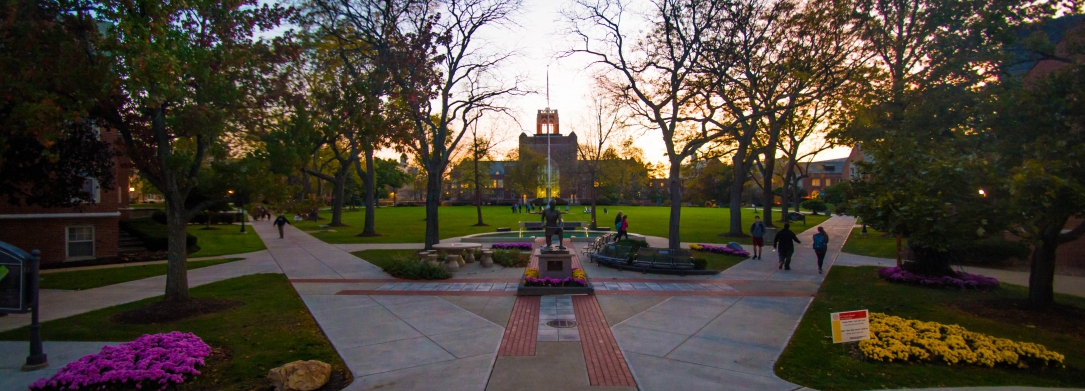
[390,0,527,249]
[778,99,838,218]
[464,119,512,226]
[576,91,627,229]
[566,0,751,249]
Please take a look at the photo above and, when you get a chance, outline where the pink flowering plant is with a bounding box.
[691,243,750,257]
[492,242,532,251]
[877,266,999,290]
[31,331,211,391]
[523,275,587,287]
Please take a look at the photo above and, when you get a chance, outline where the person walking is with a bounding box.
[750,216,767,259]
[812,226,830,274]
[613,212,623,241]
[618,215,629,241]
[772,223,801,270]
[273,214,290,239]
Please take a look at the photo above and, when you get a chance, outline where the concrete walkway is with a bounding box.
[607,215,856,391]
[836,253,1085,298]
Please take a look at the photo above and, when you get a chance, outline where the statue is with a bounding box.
[540,200,565,249]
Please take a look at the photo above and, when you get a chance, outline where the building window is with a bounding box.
[812,179,821,186]
[823,165,835,172]
[67,226,95,260]
[77,177,100,203]
[824,178,831,186]
[497,179,503,188]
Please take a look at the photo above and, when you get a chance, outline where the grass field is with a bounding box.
[840,227,899,259]
[350,249,417,270]
[0,274,349,391]
[39,258,243,290]
[775,266,1085,390]
[692,250,748,271]
[187,225,266,257]
[293,206,830,245]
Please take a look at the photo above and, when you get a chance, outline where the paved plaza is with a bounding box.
[5,215,1085,390]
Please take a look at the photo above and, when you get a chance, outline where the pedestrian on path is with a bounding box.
[273,214,290,239]
[750,216,767,259]
[613,212,623,241]
[773,223,801,270]
[812,226,829,274]
[618,215,629,241]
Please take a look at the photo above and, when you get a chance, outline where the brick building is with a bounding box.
[0,130,130,264]
[801,146,867,198]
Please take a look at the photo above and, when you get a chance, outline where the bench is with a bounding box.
[588,244,632,265]
[634,248,694,269]
[787,212,806,225]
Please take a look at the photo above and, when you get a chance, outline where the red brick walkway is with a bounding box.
[572,295,636,387]
[497,295,540,356]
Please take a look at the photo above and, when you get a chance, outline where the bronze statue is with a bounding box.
[541,200,564,249]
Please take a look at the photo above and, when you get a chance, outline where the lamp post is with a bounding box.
[23,250,47,371]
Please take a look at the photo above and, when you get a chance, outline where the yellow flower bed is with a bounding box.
[525,268,539,279]
[859,313,1064,368]
[572,268,586,280]
[689,244,705,251]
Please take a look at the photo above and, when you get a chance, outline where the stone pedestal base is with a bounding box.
[445,255,462,273]
[537,251,573,279]
[480,250,493,267]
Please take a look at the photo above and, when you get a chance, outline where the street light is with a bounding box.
[978,189,986,197]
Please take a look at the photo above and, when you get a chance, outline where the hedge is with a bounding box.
[119,218,198,252]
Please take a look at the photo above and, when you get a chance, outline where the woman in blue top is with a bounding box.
[812,226,829,274]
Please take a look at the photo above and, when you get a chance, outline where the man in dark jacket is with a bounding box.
[772,223,801,270]
[273,214,290,239]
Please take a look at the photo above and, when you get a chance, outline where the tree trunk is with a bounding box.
[164,197,190,302]
[329,172,346,226]
[424,170,442,249]
[362,148,378,235]
[905,242,954,276]
[589,169,598,230]
[781,164,794,223]
[474,153,485,226]
[1028,236,1058,306]
[667,159,682,249]
[727,143,749,236]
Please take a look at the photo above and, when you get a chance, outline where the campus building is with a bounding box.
[0,130,130,264]
[801,146,868,198]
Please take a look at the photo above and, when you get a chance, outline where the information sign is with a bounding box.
[831,310,870,343]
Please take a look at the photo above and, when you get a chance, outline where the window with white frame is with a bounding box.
[825,178,831,186]
[67,226,95,259]
[812,178,821,186]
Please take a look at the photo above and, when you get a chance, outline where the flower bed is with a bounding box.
[690,243,750,257]
[492,242,532,251]
[31,331,211,391]
[522,267,587,287]
[859,313,1064,368]
[877,266,999,290]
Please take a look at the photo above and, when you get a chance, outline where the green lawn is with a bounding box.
[128,202,166,209]
[0,274,349,391]
[40,258,242,290]
[840,227,899,259]
[692,250,747,271]
[187,225,266,257]
[775,266,1085,390]
[295,206,829,245]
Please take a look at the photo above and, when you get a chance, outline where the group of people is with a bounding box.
[749,216,830,274]
[251,205,272,221]
[613,212,629,241]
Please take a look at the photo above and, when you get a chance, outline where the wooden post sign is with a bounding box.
[831,310,870,343]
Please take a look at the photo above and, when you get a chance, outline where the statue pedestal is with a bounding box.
[537,248,573,279]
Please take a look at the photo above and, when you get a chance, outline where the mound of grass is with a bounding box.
[691,250,745,271]
[40,258,242,290]
[492,249,530,267]
[0,274,351,391]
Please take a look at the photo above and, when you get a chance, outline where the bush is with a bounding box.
[801,199,827,215]
[859,312,1064,368]
[616,238,649,253]
[492,249,530,267]
[119,219,198,252]
[30,331,211,391]
[151,210,167,225]
[382,257,451,280]
[692,258,707,270]
[877,266,998,290]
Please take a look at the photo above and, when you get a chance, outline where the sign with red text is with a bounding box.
[831,310,870,343]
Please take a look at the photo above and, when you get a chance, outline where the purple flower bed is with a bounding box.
[695,243,750,257]
[877,266,999,290]
[492,242,532,251]
[31,331,211,391]
[523,276,587,287]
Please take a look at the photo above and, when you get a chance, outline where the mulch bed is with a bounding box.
[953,299,1085,338]
[111,298,243,324]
